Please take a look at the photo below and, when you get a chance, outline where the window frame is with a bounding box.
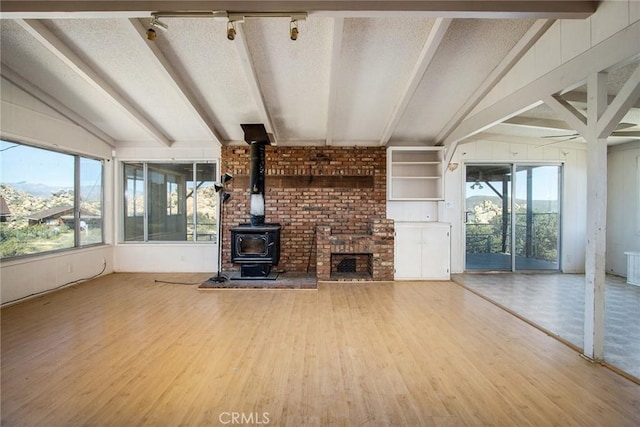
[0,139,105,261]
[120,161,219,244]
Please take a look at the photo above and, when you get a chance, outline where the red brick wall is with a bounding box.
[221,146,387,272]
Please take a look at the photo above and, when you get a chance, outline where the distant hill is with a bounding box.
[4,181,101,201]
[466,195,558,213]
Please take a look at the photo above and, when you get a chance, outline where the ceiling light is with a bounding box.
[146,28,157,40]
[227,21,236,40]
[470,181,484,190]
[290,19,299,41]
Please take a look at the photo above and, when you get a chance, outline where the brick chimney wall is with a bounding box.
[221,146,387,272]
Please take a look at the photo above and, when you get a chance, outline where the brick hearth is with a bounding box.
[316,219,394,281]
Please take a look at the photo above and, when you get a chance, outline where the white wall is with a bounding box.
[0,77,115,304]
[607,141,640,277]
[440,140,587,274]
[113,144,221,273]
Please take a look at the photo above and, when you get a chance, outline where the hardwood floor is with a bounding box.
[2,273,639,426]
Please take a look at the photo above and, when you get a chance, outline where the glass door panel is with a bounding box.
[514,165,561,270]
[465,165,512,271]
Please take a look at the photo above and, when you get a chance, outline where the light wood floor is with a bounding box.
[2,273,639,426]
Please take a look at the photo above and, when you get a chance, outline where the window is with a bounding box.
[0,140,104,259]
[122,162,218,242]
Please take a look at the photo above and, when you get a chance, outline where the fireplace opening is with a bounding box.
[331,253,372,281]
[239,236,267,255]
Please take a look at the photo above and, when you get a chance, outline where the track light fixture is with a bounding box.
[227,20,236,40]
[147,16,168,41]
[290,19,299,41]
[148,11,307,41]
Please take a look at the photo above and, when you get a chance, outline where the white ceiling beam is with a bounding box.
[561,90,640,109]
[1,64,116,147]
[16,19,172,146]
[325,17,344,146]
[443,19,640,164]
[502,116,576,132]
[0,1,597,19]
[379,17,452,146]
[435,19,554,145]
[597,64,640,138]
[233,23,277,143]
[543,94,588,137]
[128,18,224,146]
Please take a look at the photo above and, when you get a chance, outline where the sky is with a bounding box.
[465,165,560,201]
[1,140,101,189]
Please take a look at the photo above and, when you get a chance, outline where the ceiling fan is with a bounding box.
[539,122,640,146]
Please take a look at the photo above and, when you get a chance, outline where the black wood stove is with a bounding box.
[231,124,281,278]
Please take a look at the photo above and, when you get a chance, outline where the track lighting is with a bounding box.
[147,16,168,41]
[290,19,299,41]
[227,21,236,40]
[147,11,307,41]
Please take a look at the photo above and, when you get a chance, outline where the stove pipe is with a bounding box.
[241,124,271,226]
[249,141,266,226]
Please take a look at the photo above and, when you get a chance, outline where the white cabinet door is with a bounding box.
[420,223,450,280]
[394,222,450,280]
[394,224,423,279]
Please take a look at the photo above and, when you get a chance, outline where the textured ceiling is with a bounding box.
[0,1,637,149]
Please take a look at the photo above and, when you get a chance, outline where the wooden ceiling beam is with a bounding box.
[324,17,344,146]
[379,17,452,146]
[1,65,117,147]
[16,19,173,146]
[233,23,277,144]
[128,18,225,146]
[0,1,598,19]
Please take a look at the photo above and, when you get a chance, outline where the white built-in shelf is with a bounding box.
[387,147,444,200]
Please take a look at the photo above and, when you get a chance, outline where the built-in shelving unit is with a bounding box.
[387,147,444,200]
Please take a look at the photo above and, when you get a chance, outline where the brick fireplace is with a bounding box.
[316,219,394,281]
[220,146,389,279]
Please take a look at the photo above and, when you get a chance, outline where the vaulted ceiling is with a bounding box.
[1,1,638,149]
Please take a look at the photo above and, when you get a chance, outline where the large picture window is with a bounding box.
[123,162,218,242]
[0,140,104,259]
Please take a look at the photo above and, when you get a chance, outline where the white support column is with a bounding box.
[583,72,608,361]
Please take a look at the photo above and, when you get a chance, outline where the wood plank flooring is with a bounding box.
[2,273,639,426]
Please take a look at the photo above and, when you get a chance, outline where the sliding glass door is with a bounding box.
[465,164,561,271]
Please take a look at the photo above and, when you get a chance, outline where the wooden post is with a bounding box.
[583,72,608,360]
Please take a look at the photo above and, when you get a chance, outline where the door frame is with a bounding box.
[462,162,563,272]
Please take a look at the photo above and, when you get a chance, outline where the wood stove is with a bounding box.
[231,223,281,277]
[231,124,281,278]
